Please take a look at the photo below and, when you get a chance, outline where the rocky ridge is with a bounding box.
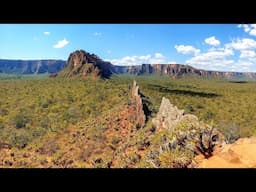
[146,96,225,167]
[131,80,146,128]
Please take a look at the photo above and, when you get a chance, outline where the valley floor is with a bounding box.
[1,75,256,167]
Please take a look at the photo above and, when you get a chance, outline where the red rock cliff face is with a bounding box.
[66,50,100,68]
[112,64,256,80]
[69,50,89,68]
[59,50,113,78]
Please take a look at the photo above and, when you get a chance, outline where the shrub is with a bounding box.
[40,98,53,108]
[220,122,241,143]
[184,104,195,113]
[13,113,31,129]
[158,148,193,168]
[203,110,215,121]
[10,132,31,148]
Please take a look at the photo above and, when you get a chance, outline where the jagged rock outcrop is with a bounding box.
[0,59,65,74]
[151,97,225,159]
[131,80,146,128]
[58,50,114,78]
[195,137,256,168]
[152,97,189,131]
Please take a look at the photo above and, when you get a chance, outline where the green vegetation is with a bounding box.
[110,75,256,139]
[0,74,48,80]
[1,74,256,167]
[0,76,128,148]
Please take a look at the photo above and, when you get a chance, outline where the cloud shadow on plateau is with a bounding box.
[228,81,248,84]
[148,84,220,98]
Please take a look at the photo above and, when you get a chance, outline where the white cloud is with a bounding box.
[205,36,220,46]
[151,53,166,64]
[174,45,200,55]
[139,54,151,60]
[94,32,102,37]
[106,53,170,66]
[168,61,177,64]
[227,38,256,50]
[53,38,69,48]
[237,60,254,67]
[175,31,256,72]
[43,31,50,35]
[240,50,256,58]
[155,53,164,59]
[185,47,255,72]
[244,24,250,32]
[249,28,256,36]
[237,24,256,36]
[185,48,234,70]
[238,24,251,32]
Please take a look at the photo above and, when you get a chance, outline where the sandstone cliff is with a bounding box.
[113,63,256,80]
[58,50,114,78]
[2,49,256,80]
[0,59,65,74]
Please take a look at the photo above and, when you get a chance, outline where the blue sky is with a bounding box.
[0,24,256,72]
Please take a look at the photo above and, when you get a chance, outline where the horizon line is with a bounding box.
[0,58,255,73]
